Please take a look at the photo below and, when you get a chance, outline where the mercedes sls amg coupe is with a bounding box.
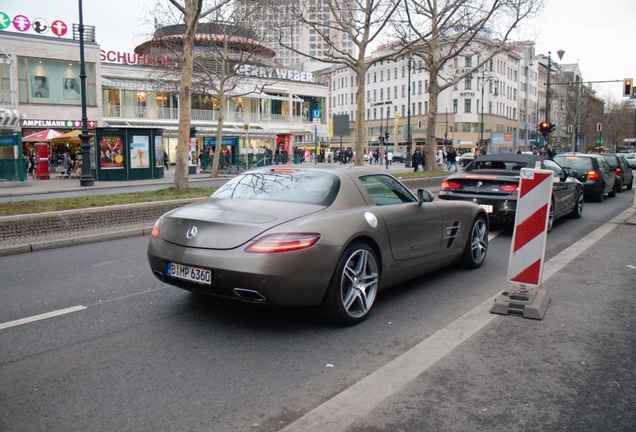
[148,166,489,325]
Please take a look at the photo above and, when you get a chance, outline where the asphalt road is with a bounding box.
[0,190,634,431]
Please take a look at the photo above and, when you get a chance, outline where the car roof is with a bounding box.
[474,153,546,164]
[554,152,602,159]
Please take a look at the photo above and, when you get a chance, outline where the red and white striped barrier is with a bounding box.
[507,168,553,288]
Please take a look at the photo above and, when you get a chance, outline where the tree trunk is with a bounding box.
[173,3,199,190]
[426,67,440,171]
[354,54,367,166]
[210,92,226,177]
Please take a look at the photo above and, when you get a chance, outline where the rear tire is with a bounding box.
[617,180,624,193]
[608,182,617,197]
[316,242,379,325]
[569,191,584,219]
[461,215,488,269]
[593,183,605,202]
[546,198,555,233]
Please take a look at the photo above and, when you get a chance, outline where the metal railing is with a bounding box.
[102,105,306,125]
[0,90,18,107]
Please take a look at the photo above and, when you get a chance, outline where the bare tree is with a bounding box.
[188,5,278,177]
[602,98,634,153]
[268,0,406,166]
[139,0,231,190]
[400,0,542,169]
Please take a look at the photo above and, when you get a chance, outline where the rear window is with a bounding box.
[554,156,593,170]
[212,169,340,206]
[601,155,619,169]
[473,160,526,171]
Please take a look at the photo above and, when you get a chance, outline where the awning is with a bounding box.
[305,123,329,138]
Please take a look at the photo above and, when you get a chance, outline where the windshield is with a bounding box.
[212,169,340,206]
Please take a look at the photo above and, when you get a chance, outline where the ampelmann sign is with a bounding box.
[236,65,314,83]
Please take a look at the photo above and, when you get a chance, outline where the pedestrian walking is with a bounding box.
[163,151,169,170]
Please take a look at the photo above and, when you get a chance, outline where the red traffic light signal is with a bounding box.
[539,122,550,133]
[624,78,633,97]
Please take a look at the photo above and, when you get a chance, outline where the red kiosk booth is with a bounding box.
[34,142,50,180]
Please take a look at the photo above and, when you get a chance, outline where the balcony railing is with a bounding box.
[0,90,18,107]
[102,104,305,125]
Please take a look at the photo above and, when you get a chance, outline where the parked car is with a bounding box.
[553,153,617,202]
[392,152,408,163]
[459,152,475,167]
[600,153,634,192]
[148,167,489,325]
[624,152,636,169]
[439,154,584,231]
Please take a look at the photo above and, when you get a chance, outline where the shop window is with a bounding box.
[18,57,97,106]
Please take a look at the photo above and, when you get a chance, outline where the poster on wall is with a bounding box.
[154,136,164,167]
[130,136,150,169]
[32,76,50,98]
[100,136,124,169]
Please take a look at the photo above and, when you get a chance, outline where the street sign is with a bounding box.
[595,138,605,145]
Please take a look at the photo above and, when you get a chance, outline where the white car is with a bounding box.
[624,153,636,169]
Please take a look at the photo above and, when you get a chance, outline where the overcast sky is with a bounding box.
[2,0,634,100]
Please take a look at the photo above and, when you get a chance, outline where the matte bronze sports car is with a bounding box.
[147,166,489,325]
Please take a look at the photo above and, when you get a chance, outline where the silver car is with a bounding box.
[148,166,489,325]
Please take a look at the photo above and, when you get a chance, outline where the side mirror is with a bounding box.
[418,188,435,205]
[563,167,578,178]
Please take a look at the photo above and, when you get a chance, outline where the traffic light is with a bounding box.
[549,123,556,133]
[384,130,389,140]
[539,122,550,134]
[623,78,633,97]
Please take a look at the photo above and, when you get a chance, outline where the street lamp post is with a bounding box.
[406,56,412,167]
[545,51,552,145]
[78,0,94,186]
[480,68,498,153]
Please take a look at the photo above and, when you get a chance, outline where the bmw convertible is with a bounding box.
[147,166,489,325]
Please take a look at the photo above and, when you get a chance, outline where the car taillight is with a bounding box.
[245,233,321,253]
[615,168,622,176]
[441,180,461,191]
[150,217,163,238]
[500,184,519,193]
[586,170,600,181]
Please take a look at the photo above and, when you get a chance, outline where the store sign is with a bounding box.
[0,11,68,36]
[236,65,314,83]
[21,119,97,128]
[100,50,177,67]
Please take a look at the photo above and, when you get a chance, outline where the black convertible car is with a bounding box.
[438,154,584,231]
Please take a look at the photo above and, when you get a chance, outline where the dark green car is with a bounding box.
[553,153,617,202]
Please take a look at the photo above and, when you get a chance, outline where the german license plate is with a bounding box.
[480,204,494,213]
[167,262,212,285]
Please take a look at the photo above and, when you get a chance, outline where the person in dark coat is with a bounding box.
[412,149,421,172]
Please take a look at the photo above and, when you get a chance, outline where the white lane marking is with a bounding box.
[488,228,505,241]
[281,207,634,432]
[0,305,87,331]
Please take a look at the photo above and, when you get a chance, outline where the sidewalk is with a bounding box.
[0,160,418,198]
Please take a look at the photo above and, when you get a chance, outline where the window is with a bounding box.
[394,86,398,99]
[465,56,472,67]
[359,175,417,206]
[417,102,422,115]
[453,99,458,113]
[387,69,391,80]
[465,76,472,90]
[380,70,384,81]
[387,87,391,99]
[425,80,429,93]
[374,72,377,83]
[402,66,406,77]
[464,99,472,113]
[418,80,422,94]
[425,101,429,115]
[401,84,406,98]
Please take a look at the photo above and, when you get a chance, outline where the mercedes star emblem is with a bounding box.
[186,226,198,238]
